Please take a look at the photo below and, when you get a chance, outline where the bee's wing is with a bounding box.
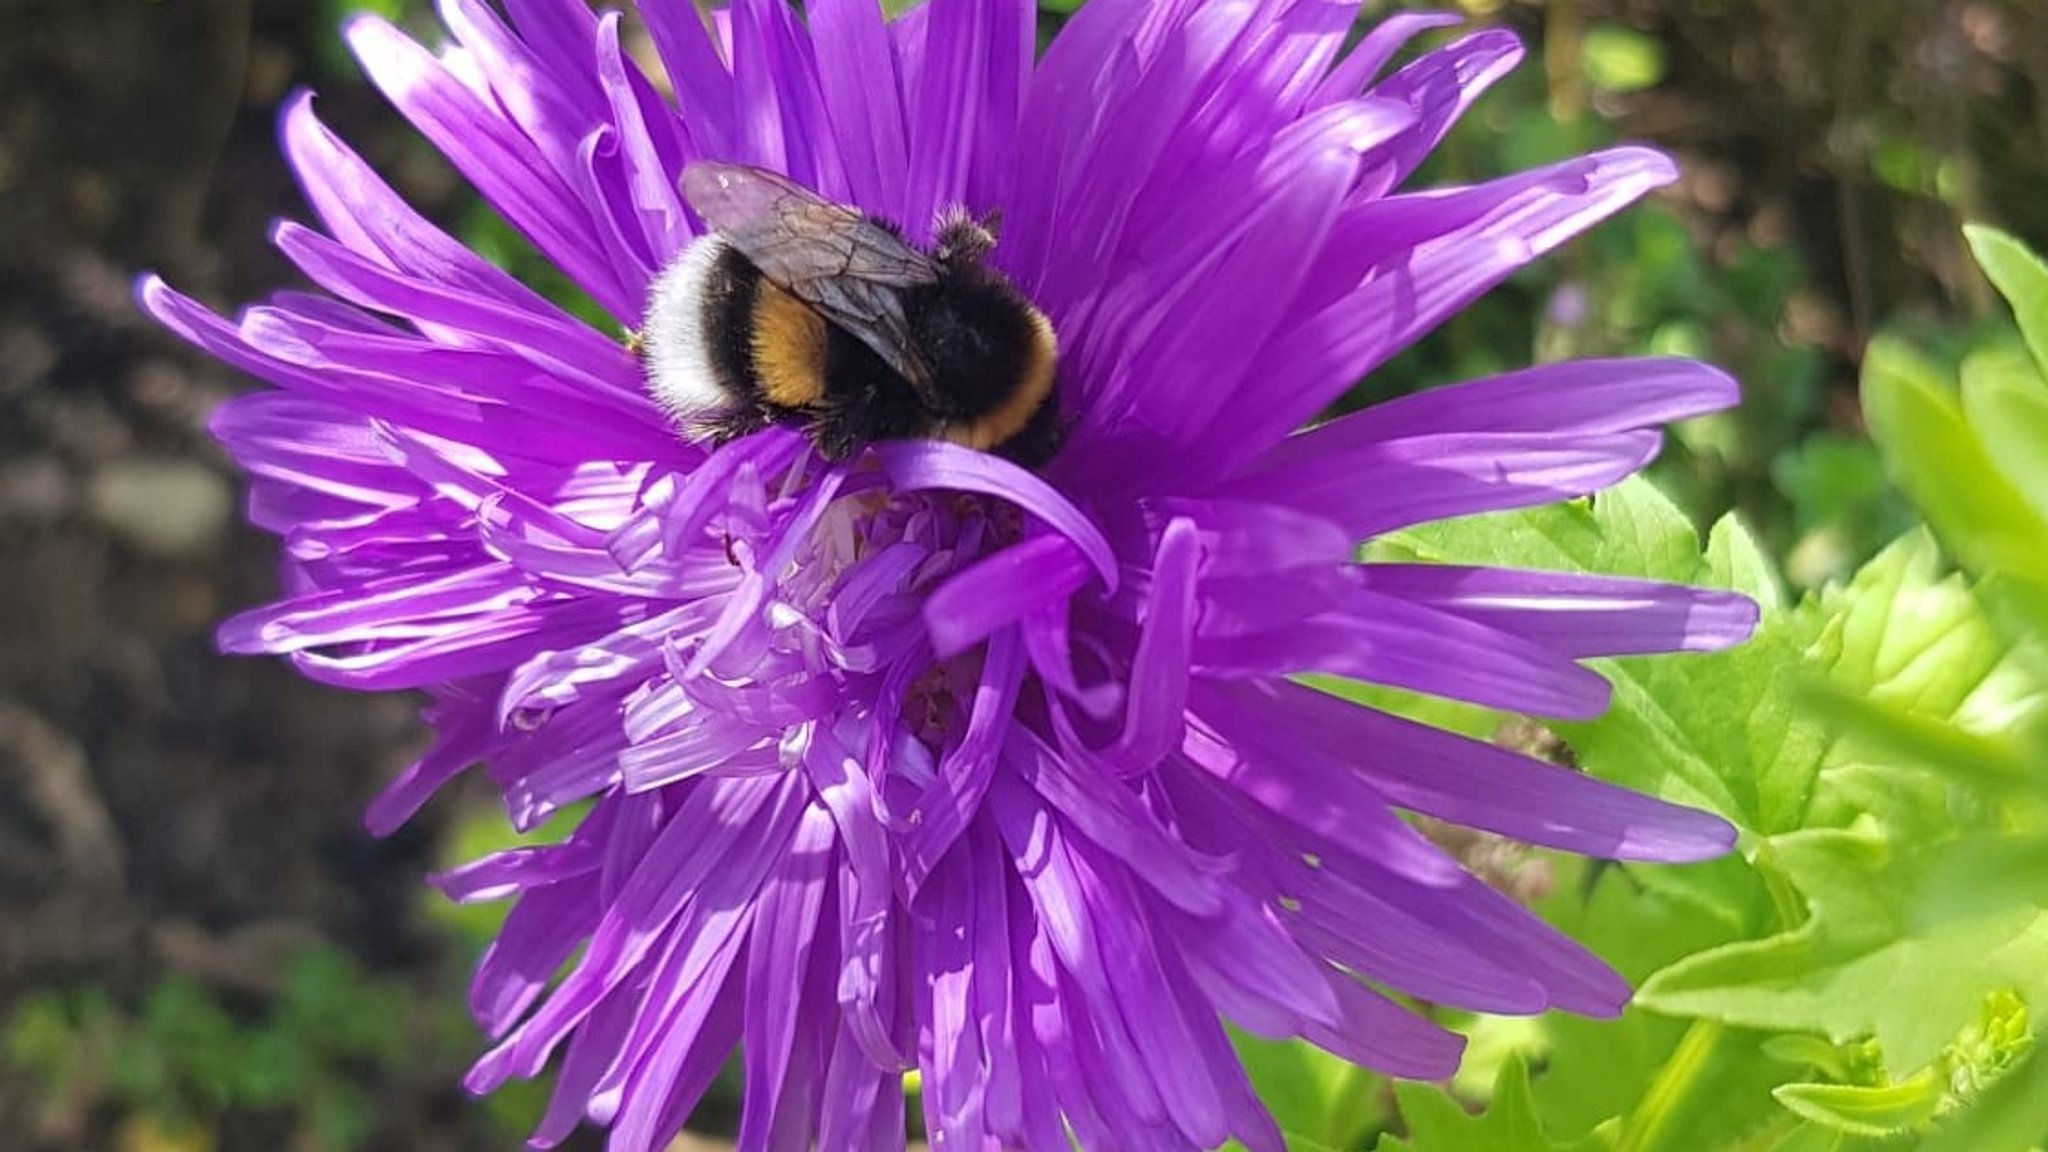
[681,163,942,400]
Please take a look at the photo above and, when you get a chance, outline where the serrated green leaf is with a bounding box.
[1861,337,2048,585]
[1772,1069,1942,1137]
[1799,684,2034,802]
[1380,1057,1609,1152]
[1802,529,2048,848]
[1818,532,2041,734]
[1964,224,2048,380]
[1636,821,2048,1074]
[1962,346,2048,529]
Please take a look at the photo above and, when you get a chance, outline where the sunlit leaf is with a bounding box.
[1964,224,2048,380]
[1771,1069,1942,1137]
[1861,337,2048,584]
[1379,1057,1610,1152]
[1636,822,2048,1076]
[1961,346,2048,530]
[1581,25,1666,93]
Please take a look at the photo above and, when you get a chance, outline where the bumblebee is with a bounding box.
[640,163,1062,468]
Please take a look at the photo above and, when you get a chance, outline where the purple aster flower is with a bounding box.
[141,0,1758,1148]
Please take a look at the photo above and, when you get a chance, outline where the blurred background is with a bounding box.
[1,0,2044,1148]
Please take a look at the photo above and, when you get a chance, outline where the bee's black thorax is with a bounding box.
[904,269,1041,423]
[911,251,1063,469]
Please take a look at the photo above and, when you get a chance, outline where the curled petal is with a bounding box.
[875,439,1118,592]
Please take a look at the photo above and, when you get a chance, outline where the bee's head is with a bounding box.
[931,206,1002,268]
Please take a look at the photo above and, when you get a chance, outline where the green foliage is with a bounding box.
[2,948,431,1151]
[1579,26,1665,95]
[1379,1058,1607,1152]
[1234,1030,1390,1152]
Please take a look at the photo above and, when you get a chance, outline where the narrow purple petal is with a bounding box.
[471,879,602,1039]
[1104,516,1198,767]
[1006,728,1224,917]
[1199,677,1739,861]
[1357,29,1525,196]
[344,16,640,320]
[900,629,1027,891]
[1301,969,1468,1078]
[277,92,562,317]
[1253,357,1740,476]
[1311,11,1464,107]
[924,534,1092,659]
[809,0,912,218]
[902,0,1031,228]
[1218,428,1665,540]
[365,686,493,834]
[730,0,844,190]
[1209,146,1680,470]
[1356,564,1760,655]
[734,807,834,1152]
[1196,586,1615,719]
[875,439,1118,592]
[1060,103,1383,474]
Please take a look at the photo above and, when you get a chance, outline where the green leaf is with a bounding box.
[1380,1057,1610,1152]
[1231,1030,1386,1151]
[1771,1069,1943,1137]
[1961,346,2048,529]
[1799,684,2035,803]
[1964,224,2048,380]
[1814,531,2047,763]
[1581,25,1667,93]
[1525,858,1779,1149]
[1919,836,2048,925]
[1636,821,2048,1076]
[1861,336,2048,584]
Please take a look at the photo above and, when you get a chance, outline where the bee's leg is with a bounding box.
[800,392,893,461]
[695,405,773,446]
[806,411,866,462]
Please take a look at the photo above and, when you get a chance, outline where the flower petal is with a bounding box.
[1207,146,1680,470]
[1355,564,1760,656]
[345,15,639,320]
[923,534,1092,659]
[875,439,1118,592]
[1196,586,1616,719]
[1199,677,1739,862]
[1218,429,1665,540]
[1253,357,1740,475]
